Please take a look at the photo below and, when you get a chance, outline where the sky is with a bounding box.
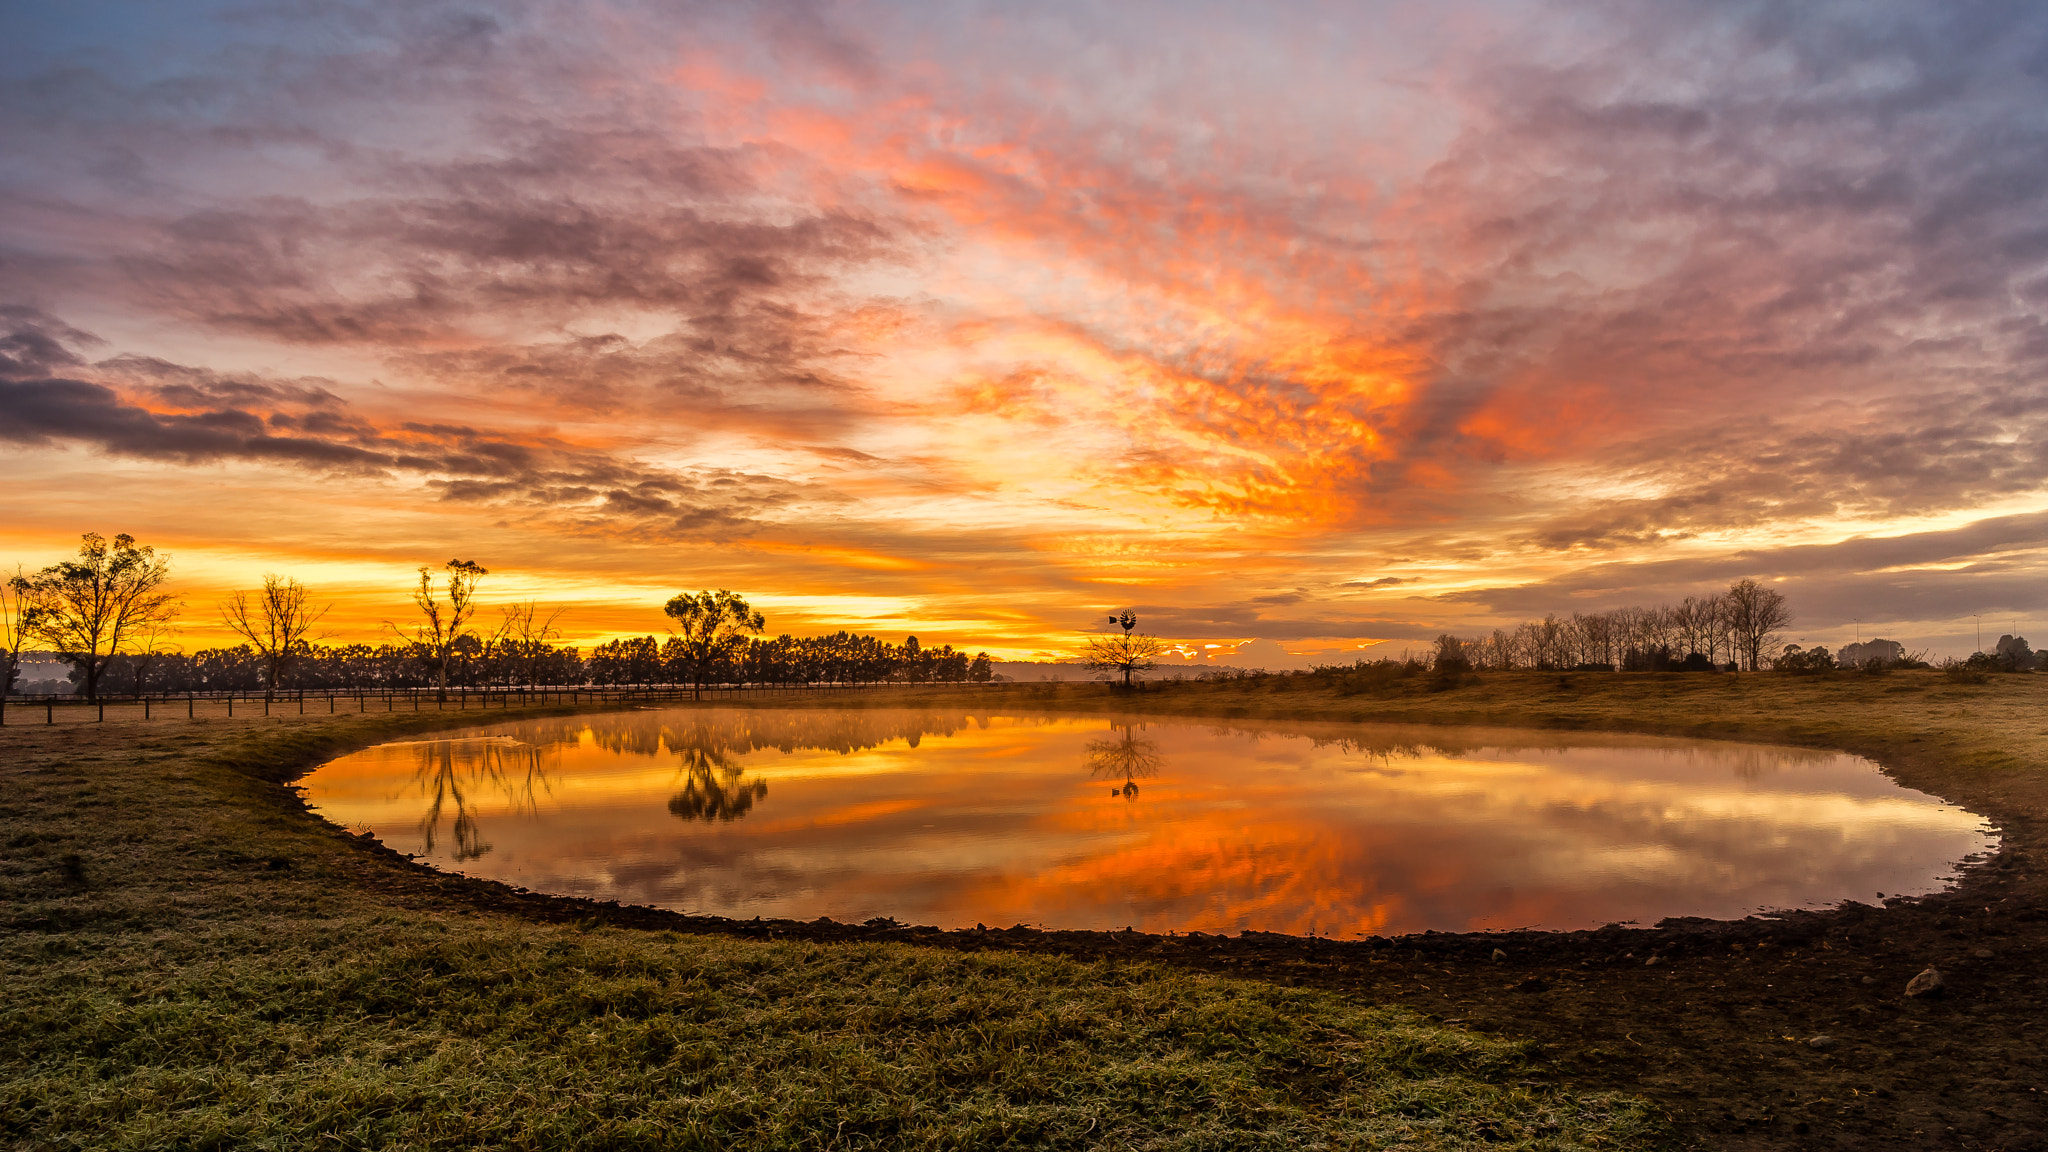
[4,0,2048,662]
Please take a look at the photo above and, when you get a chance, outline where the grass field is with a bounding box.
[7,667,2046,1149]
[1,693,1663,1151]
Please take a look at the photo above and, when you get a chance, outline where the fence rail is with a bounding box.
[0,681,993,726]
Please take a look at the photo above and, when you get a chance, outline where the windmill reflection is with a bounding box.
[1086,720,1162,799]
[666,723,769,822]
[413,738,554,861]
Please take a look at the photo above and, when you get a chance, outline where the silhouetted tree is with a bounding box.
[1772,643,1835,674]
[1431,633,1472,675]
[399,559,487,702]
[664,589,765,699]
[220,574,332,701]
[1083,611,1163,688]
[2,565,32,705]
[493,600,568,687]
[1724,578,1791,671]
[1994,634,2039,671]
[19,533,180,701]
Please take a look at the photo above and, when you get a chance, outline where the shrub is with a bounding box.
[1772,644,1835,674]
[1308,658,1422,696]
[1941,656,1991,684]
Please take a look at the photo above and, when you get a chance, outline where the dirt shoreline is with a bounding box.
[24,674,2046,1149]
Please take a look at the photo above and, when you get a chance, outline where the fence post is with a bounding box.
[99,700,105,722]
[188,693,194,718]
[228,696,233,717]
[145,697,150,720]
[48,699,54,725]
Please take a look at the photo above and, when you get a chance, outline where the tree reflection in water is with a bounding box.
[414,738,554,861]
[667,729,770,819]
[1086,720,1162,799]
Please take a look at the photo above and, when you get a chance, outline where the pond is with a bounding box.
[302,707,1994,936]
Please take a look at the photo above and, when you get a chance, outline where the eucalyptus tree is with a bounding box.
[663,589,766,699]
[18,533,180,701]
[401,559,488,702]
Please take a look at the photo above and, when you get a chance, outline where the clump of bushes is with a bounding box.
[1772,644,1836,675]
[1940,639,2038,682]
[1942,656,1992,684]
[1305,657,1425,696]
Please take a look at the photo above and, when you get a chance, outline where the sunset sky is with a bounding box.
[6,1,2048,661]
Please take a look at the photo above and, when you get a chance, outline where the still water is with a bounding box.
[303,707,1993,936]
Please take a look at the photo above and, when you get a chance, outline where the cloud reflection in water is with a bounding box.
[304,708,1993,935]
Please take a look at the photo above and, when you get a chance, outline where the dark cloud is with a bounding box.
[0,310,811,539]
[116,193,891,349]
[1519,382,2048,552]
[1116,600,1442,644]
[1438,509,2048,628]
[390,326,874,441]
[0,307,97,377]
[1365,2,2048,492]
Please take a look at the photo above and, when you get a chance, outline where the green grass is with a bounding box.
[1,708,1661,1151]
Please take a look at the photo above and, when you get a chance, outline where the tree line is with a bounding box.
[2,532,994,700]
[587,631,986,689]
[1430,578,1796,673]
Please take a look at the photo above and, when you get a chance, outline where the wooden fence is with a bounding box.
[0,681,990,726]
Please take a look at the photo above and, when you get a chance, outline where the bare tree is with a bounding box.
[221,574,332,701]
[400,560,488,702]
[1083,610,1164,688]
[493,600,567,688]
[1723,578,1792,671]
[2,566,36,714]
[1575,612,1615,668]
[18,533,180,701]
[1671,596,1716,662]
[664,589,765,699]
[123,616,180,696]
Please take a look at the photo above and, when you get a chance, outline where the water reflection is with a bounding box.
[303,708,1995,935]
[1086,720,1162,799]
[668,732,767,823]
[409,737,554,861]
